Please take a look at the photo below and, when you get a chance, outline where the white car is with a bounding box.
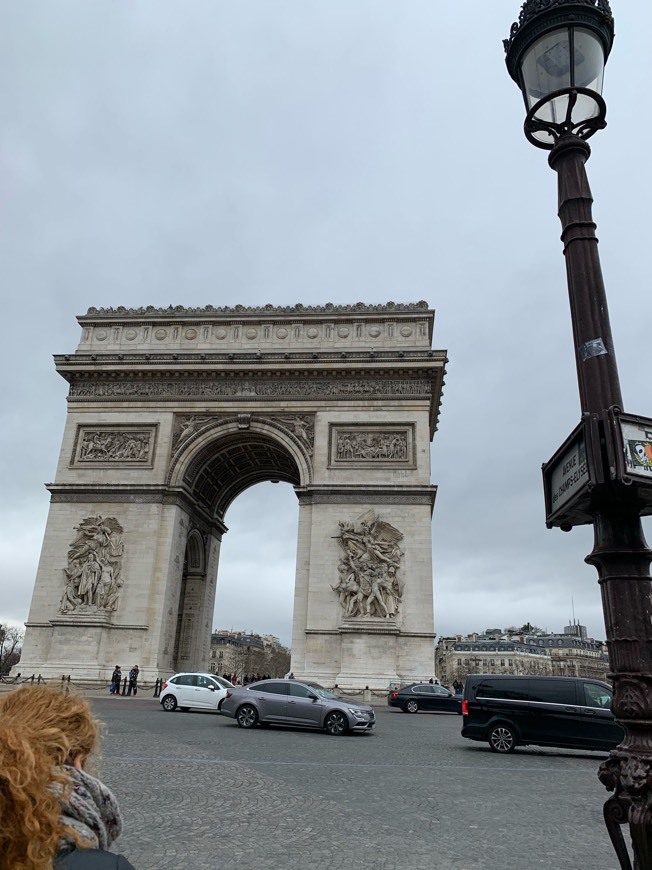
[159,672,234,713]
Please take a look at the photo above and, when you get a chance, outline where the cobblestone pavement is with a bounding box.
[93,695,622,870]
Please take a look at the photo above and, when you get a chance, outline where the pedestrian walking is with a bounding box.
[127,665,139,696]
[0,684,135,868]
[110,666,121,696]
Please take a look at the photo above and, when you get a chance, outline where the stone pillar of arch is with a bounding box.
[18,302,446,688]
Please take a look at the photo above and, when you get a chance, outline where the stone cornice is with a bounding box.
[46,620,150,631]
[296,485,438,510]
[81,301,431,320]
[45,484,227,535]
[302,629,437,642]
[55,349,446,368]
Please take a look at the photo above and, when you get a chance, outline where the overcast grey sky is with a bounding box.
[2,1,651,647]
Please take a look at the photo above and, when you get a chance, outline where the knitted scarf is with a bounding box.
[57,766,123,853]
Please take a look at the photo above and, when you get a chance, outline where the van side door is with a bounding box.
[526,678,582,747]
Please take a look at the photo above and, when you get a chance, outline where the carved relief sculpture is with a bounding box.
[77,430,152,463]
[171,415,215,452]
[170,413,315,457]
[329,425,415,467]
[70,378,432,401]
[336,431,407,461]
[59,516,125,614]
[276,415,315,456]
[332,510,404,619]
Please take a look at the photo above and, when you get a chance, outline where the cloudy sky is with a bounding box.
[2,1,651,648]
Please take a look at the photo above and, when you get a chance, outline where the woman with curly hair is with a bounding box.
[0,684,135,869]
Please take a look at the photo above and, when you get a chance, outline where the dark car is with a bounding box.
[220,678,375,735]
[387,682,462,714]
[461,674,623,753]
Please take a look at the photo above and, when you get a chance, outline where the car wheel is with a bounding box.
[324,710,349,736]
[236,704,259,729]
[161,695,177,712]
[488,723,516,753]
[405,699,419,714]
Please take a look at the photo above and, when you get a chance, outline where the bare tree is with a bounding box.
[0,624,24,675]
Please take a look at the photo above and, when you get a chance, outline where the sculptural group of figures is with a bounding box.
[79,430,150,462]
[59,516,125,614]
[332,512,404,619]
[336,432,407,461]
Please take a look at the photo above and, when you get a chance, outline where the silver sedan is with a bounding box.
[220,678,375,736]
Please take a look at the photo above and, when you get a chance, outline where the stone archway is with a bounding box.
[172,528,206,672]
[19,302,445,688]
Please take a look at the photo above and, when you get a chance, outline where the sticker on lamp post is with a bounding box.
[622,420,652,481]
[605,411,652,519]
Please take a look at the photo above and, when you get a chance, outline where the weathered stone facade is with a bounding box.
[19,302,446,688]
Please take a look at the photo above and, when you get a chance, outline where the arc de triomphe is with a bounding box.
[19,302,446,688]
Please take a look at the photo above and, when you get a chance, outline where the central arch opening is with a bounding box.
[212,480,298,662]
[172,426,305,674]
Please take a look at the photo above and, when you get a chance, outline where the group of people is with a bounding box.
[0,684,135,868]
[110,665,139,696]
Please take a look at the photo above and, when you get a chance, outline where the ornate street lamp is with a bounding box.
[504,3,652,867]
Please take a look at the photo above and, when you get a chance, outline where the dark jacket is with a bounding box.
[55,847,135,868]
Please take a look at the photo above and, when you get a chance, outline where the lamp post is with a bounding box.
[504,2,652,866]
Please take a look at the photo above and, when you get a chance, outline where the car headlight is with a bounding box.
[348,707,367,718]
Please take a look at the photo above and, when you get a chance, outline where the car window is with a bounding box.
[254,682,289,696]
[412,685,430,694]
[583,683,612,709]
[528,680,577,705]
[290,683,317,698]
[476,679,528,702]
[212,676,232,689]
[173,674,195,687]
[304,682,339,700]
[196,675,213,689]
[433,686,450,695]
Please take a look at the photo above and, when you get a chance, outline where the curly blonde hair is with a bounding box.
[0,685,100,870]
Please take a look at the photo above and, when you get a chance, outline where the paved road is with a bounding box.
[94,695,621,870]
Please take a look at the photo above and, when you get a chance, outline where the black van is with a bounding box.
[461,674,623,753]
